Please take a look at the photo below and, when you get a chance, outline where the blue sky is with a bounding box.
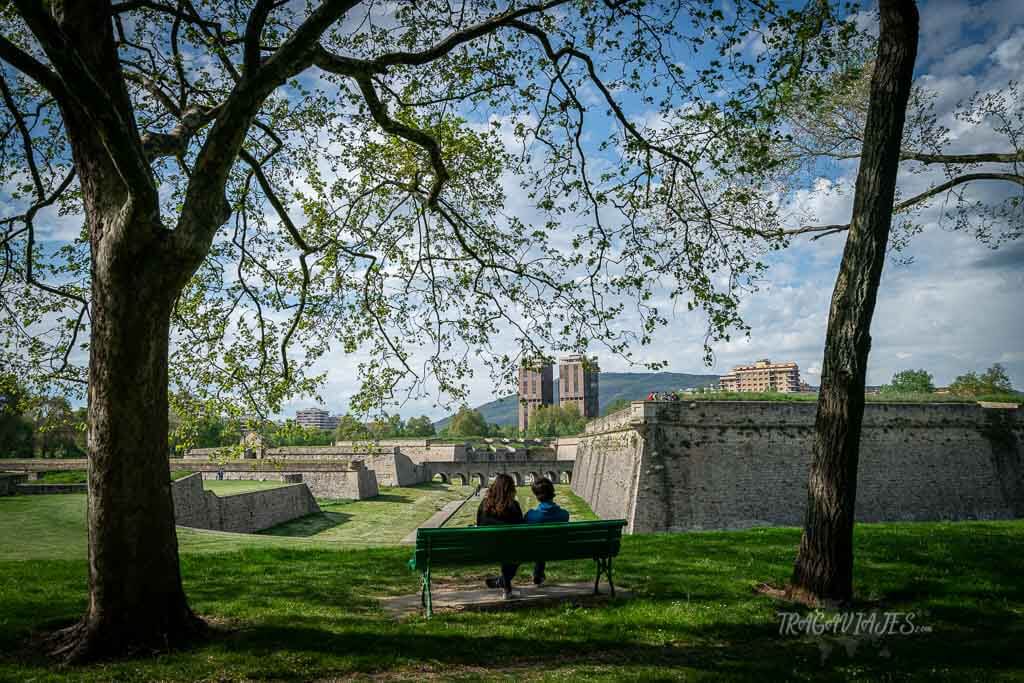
[292,0,1024,419]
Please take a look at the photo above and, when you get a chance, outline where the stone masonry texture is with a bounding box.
[572,401,1024,533]
[171,473,321,533]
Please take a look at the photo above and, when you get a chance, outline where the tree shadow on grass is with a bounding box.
[259,511,354,538]
[213,619,1024,680]
[367,494,414,504]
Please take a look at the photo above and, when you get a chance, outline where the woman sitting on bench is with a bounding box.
[476,473,523,599]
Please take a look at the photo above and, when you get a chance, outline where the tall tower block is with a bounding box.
[559,355,599,419]
[518,363,554,432]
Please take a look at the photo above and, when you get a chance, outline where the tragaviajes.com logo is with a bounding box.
[777,610,932,663]
[778,610,931,637]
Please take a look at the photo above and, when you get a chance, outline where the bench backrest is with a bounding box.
[411,519,626,570]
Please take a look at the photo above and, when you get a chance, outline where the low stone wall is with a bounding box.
[171,473,321,533]
[574,400,1024,533]
[0,473,28,496]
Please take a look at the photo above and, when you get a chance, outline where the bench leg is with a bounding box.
[593,558,615,597]
[425,568,433,618]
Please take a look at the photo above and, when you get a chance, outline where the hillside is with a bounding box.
[435,371,720,428]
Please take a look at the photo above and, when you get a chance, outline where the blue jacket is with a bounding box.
[525,501,570,524]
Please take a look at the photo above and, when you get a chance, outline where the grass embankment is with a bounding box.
[0,497,1021,680]
[201,479,289,496]
[0,484,476,562]
[265,483,471,545]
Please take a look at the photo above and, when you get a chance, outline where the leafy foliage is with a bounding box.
[526,403,587,437]
[0,0,859,429]
[447,406,489,438]
[949,363,1015,397]
[881,369,935,394]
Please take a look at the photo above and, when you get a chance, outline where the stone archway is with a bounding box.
[452,472,467,486]
[472,473,486,487]
[510,472,522,486]
[432,472,449,484]
[559,471,571,484]
[545,471,557,483]
[526,471,539,485]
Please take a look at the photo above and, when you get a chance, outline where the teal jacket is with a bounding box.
[524,500,570,524]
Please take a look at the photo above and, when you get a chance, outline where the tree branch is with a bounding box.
[783,172,1024,240]
[0,35,71,105]
[900,150,1024,164]
[352,74,449,207]
[175,0,362,263]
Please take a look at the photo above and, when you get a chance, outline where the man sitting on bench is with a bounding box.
[524,477,570,585]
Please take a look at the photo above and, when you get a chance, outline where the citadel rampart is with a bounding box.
[182,438,575,488]
[573,400,1024,533]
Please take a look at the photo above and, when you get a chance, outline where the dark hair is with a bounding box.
[531,477,555,503]
[483,473,517,517]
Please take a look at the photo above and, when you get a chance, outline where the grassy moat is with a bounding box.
[0,487,1022,680]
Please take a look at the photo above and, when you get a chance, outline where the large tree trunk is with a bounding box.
[789,0,919,606]
[43,0,204,661]
[52,246,205,661]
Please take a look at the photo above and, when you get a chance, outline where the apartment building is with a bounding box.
[558,354,600,419]
[719,359,801,393]
[296,407,340,431]
[518,363,555,432]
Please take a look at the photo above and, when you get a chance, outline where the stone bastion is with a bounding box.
[572,400,1023,533]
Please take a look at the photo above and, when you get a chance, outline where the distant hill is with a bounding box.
[434,371,720,428]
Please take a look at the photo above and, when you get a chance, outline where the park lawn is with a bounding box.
[0,518,1021,681]
[444,485,597,528]
[264,483,472,544]
[201,479,290,496]
[30,470,88,485]
[0,484,470,562]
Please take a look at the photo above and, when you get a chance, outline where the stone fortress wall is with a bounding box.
[573,400,1024,533]
[171,473,321,533]
[180,436,577,492]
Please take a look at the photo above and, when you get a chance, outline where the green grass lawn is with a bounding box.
[0,504,1021,681]
[0,483,476,561]
[29,470,88,485]
[264,483,472,545]
[201,479,290,496]
[444,485,596,528]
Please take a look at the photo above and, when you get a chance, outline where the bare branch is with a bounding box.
[900,150,1024,164]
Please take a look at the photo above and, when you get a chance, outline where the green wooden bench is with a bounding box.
[408,519,627,616]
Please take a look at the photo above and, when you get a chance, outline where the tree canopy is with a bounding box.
[447,406,489,438]
[526,403,587,437]
[949,363,1015,397]
[881,368,935,394]
[0,0,854,424]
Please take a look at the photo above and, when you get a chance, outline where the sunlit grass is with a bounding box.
[1,514,1021,680]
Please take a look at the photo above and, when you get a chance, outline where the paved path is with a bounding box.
[400,499,466,544]
[379,581,631,615]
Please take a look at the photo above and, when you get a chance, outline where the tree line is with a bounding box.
[880,363,1016,397]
